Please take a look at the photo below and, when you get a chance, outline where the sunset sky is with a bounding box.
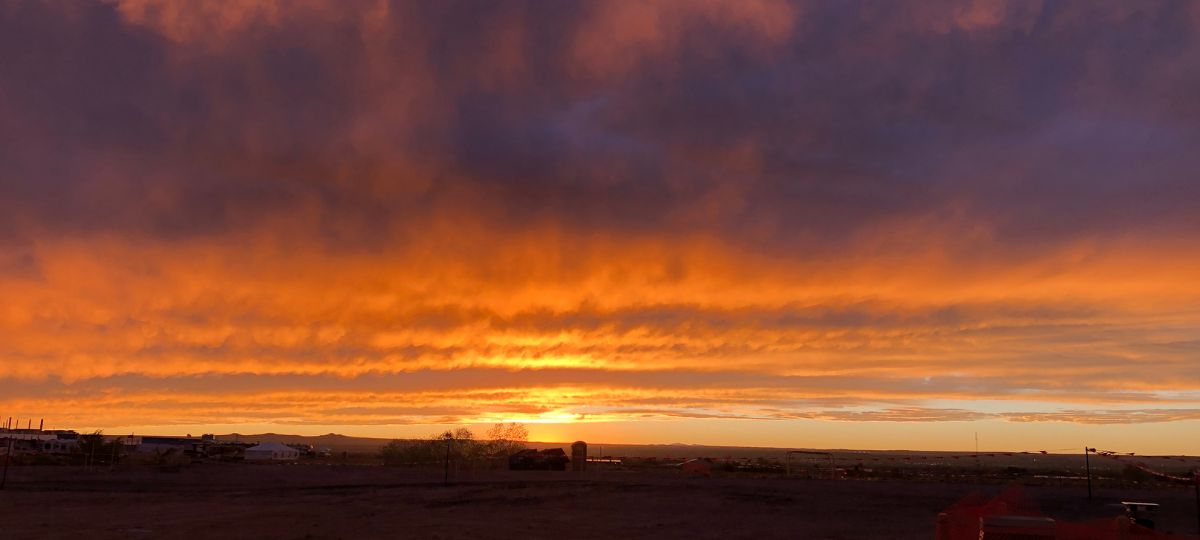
[2,0,1199,453]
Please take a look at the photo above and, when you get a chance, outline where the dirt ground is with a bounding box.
[1,464,1197,539]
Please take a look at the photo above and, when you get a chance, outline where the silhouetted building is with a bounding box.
[136,436,205,455]
[509,448,570,471]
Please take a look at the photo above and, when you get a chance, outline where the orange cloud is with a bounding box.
[2,0,1199,451]
[570,0,798,80]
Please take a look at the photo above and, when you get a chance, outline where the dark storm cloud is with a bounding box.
[3,0,1198,253]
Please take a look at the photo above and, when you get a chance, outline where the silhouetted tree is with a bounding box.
[76,430,122,467]
[485,423,528,457]
[380,427,490,466]
[447,428,485,461]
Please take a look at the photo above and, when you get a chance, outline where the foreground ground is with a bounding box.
[1,464,1197,539]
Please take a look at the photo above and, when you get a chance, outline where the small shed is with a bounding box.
[244,442,300,461]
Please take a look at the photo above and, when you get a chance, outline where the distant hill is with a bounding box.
[204,435,930,460]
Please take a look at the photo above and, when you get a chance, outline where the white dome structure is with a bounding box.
[244,441,300,461]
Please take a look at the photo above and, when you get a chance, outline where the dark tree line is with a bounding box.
[76,431,124,466]
[380,423,528,466]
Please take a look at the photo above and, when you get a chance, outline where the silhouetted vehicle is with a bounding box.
[1121,501,1159,530]
[509,448,570,471]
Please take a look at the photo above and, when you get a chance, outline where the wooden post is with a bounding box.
[1085,447,1093,501]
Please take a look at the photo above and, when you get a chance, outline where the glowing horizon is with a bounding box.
[2,0,1200,454]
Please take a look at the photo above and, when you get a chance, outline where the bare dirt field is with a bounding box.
[1,464,1197,539]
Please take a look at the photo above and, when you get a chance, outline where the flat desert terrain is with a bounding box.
[1,464,1197,539]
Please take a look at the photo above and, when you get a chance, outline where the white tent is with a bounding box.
[244,441,300,461]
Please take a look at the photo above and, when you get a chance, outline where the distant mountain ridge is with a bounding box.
[134,432,1193,471]
[213,433,810,456]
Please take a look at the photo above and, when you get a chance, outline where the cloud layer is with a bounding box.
[2,1,1199,445]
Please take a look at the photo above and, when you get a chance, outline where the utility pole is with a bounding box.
[974,432,981,480]
[1084,447,1093,501]
[443,433,452,486]
[110,436,120,471]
